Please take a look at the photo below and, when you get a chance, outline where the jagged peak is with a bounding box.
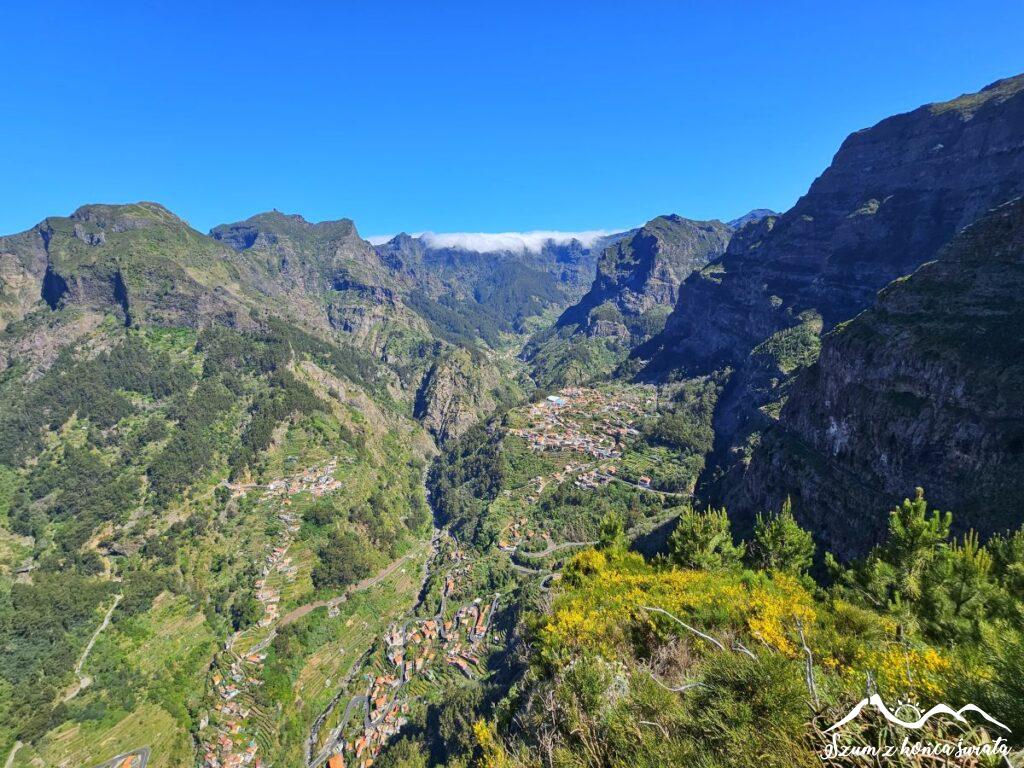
[728,208,777,230]
[210,210,362,251]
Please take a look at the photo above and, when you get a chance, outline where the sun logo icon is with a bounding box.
[893,696,922,723]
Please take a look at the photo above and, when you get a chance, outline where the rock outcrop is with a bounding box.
[732,198,1024,559]
[414,347,500,444]
[559,215,733,339]
[633,74,1024,504]
[0,202,253,331]
[523,215,732,388]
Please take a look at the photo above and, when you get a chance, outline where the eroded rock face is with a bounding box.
[414,347,499,444]
[732,199,1024,559]
[0,202,252,331]
[645,74,1024,377]
[560,215,733,339]
[634,74,1024,515]
[211,210,399,297]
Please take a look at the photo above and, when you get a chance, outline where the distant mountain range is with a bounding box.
[2,75,1022,560]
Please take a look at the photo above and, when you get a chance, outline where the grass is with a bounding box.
[120,592,215,678]
[13,703,191,768]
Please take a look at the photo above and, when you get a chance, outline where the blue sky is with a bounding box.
[2,2,1022,238]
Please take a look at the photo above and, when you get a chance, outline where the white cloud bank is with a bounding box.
[366,230,620,252]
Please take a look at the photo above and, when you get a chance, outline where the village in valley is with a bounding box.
[310,537,503,768]
[174,386,672,768]
[507,385,662,493]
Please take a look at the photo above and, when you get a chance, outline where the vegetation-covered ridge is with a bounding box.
[0,313,434,768]
[416,485,1024,768]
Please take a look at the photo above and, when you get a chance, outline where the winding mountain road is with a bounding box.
[514,540,596,559]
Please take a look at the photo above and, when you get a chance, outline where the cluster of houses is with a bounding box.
[516,385,651,456]
[503,387,663,496]
[202,733,259,768]
[265,457,342,498]
[325,559,501,766]
[497,516,537,551]
[255,537,295,628]
[575,466,614,490]
[201,464,341,767]
[202,646,272,768]
[444,595,498,675]
[510,421,622,460]
[510,387,652,462]
[322,672,411,768]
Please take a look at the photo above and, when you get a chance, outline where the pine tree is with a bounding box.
[750,497,815,574]
[883,487,952,603]
[668,506,744,570]
[597,511,626,552]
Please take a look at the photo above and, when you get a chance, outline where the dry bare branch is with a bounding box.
[640,605,725,652]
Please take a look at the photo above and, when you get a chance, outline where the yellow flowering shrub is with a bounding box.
[473,719,514,768]
[540,549,817,662]
[847,645,950,698]
[746,572,816,655]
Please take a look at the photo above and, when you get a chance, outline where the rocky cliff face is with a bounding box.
[560,215,733,338]
[732,198,1024,559]
[211,211,433,366]
[212,211,401,298]
[522,215,733,389]
[413,347,502,444]
[633,74,1024,504]
[645,74,1024,377]
[0,203,254,331]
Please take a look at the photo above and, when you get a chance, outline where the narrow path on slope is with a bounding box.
[63,593,122,703]
[3,742,21,768]
[279,551,417,628]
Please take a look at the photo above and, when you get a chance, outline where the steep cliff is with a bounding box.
[634,74,1024,500]
[525,215,732,388]
[560,215,733,338]
[645,74,1024,377]
[413,347,503,444]
[211,210,402,298]
[732,198,1024,559]
[0,203,256,331]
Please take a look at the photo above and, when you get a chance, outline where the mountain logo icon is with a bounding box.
[825,693,1011,734]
